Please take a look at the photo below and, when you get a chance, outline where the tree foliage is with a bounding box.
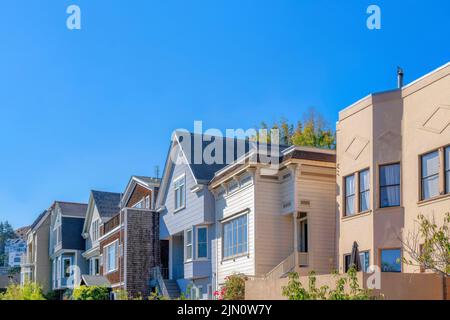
[0,282,45,300]
[255,108,336,149]
[282,268,373,300]
[0,221,16,266]
[72,285,110,300]
[215,273,248,300]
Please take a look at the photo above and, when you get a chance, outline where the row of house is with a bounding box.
[21,61,449,299]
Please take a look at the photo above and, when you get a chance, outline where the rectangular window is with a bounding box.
[63,258,71,278]
[446,147,450,194]
[359,169,370,212]
[174,176,186,211]
[223,214,248,259]
[228,181,239,194]
[421,151,440,200]
[105,241,118,273]
[185,229,193,262]
[196,227,208,259]
[145,196,150,209]
[380,163,401,207]
[344,251,370,272]
[92,220,100,241]
[344,175,355,216]
[240,175,252,187]
[380,248,402,273]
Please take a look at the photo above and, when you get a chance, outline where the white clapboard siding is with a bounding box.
[215,183,255,285]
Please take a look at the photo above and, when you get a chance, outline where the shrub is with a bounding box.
[72,285,110,300]
[282,268,373,300]
[218,273,247,300]
[0,282,45,300]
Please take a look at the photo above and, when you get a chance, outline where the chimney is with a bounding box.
[397,66,404,88]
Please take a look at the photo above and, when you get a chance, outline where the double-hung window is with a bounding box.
[174,175,186,211]
[185,229,193,262]
[92,220,100,241]
[104,241,118,273]
[445,147,450,194]
[196,227,208,259]
[421,151,440,200]
[223,214,248,259]
[380,163,401,207]
[359,169,370,212]
[344,175,355,216]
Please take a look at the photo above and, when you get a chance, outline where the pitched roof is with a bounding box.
[15,226,30,240]
[30,210,48,230]
[81,275,111,287]
[57,202,88,218]
[133,176,161,185]
[91,191,121,218]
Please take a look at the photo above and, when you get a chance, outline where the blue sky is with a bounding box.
[0,0,449,228]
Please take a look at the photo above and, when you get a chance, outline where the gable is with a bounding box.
[126,183,152,208]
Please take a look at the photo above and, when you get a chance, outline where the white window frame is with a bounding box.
[145,195,150,209]
[62,257,72,278]
[185,229,193,262]
[174,174,186,212]
[92,219,100,242]
[104,240,119,274]
[222,214,249,260]
[196,226,208,260]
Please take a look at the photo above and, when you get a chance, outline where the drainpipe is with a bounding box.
[397,67,404,89]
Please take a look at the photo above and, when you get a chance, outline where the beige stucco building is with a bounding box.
[337,62,450,274]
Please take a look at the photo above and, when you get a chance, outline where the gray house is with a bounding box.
[48,201,88,294]
[155,131,254,299]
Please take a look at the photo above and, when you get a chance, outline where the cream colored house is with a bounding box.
[209,145,336,289]
[337,62,450,274]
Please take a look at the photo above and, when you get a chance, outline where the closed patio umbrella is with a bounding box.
[349,241,362,272]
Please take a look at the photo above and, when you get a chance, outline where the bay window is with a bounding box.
[196,227,208,259]
[185,229,193,261]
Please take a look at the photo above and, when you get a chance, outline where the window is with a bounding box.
[174,176,186,211]
[92,220,100,241]
[240,175,252,187]
[344,175,355,216]
[55,225,62,246]
[104,241,118,273]
[133,200,144,209]
[228,181,239,194]
[90,258,100,275]
[145,196,150,209]
[380,249,402,272]
[344,251,369,272]
[380,163,401,207]
[359,169,370,212]
[446,147,450,194]
[421,151,440,200]
[63,258,71,278]
[223,214,248,259]
[185,229,193,262]
[196,227,208,259]
[298,214,308,253]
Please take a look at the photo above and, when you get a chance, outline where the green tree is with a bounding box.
[72,285,110,300]
[0,282,45,300]
[0,221,17,266]
[401,213,450,299]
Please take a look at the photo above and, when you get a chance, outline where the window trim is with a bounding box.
[222,214,249,261]
[104,240,119,274]
[196,226,208,260]
[379,162,401,208]
[358,169,370,212]
[62,257,72,278]
[420,150,440,201]
[344,174,356,216]
[174,174,186,212]
[343,251,370,273]
[379,247,402,273]
[445,146,450,195]
[185,228,193,262]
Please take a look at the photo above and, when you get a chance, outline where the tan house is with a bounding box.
[209,145,336,290]
[20,210,52,293]
[337,62,450,274]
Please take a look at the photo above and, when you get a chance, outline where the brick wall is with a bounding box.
[124,209,160,298]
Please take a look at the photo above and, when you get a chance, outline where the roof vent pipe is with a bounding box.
[397,66,404,89]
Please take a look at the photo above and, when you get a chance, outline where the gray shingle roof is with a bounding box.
[81,275,111,287]
[91,191,121,218]
[57,202,88,217]
[134,176,161,185]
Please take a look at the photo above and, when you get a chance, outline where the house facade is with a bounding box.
[49,202,88,292]
[98,176,161,297]
[5,238,26,268]
[82,191,121,279]
[20,210,52,293]
[337,62,450,274]
[209,146,336,290]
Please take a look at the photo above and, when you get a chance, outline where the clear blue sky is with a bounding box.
[0,0,448,228]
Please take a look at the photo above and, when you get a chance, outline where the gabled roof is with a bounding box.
[81,275,111,287]
[56,202,88,218]
[120,176,160,208]
[156,131,290,207]
[91,191,121,218]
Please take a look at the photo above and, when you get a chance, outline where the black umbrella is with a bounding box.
[349,241,362,272]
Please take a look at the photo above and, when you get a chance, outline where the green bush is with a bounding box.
[72,285,110,300]
[282,268,373,300]
[221,273,248,300]
[0,282,45,300]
